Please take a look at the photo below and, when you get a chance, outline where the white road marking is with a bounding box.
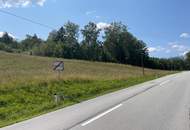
[160,80,170,86]
[81,104,123,127]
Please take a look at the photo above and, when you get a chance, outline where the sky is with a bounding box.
[0,0,190,58]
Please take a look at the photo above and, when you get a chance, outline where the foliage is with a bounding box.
[0,78,158,127]
[20,34,43,52]
[0,32,19,52]
[0,51,175,127]
[0,21,190,70]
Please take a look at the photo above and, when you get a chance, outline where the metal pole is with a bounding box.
[141,52,145,76]
[58,71,61,80]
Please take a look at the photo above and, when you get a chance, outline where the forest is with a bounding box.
[0,21,190,70]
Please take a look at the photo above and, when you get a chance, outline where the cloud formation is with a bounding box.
[0,31,15,39]
[148,47,157,53]
[36,0,46,6]
[171,44,186,51]
[97,22,111,30]
[85,10,96,15]
[148,46,165,53]
[148,41,190,57]
[180,33,190,38]
[168,41,188,52]
[180,51,189,57]
[167,41,190,56]
[0,0,46,8]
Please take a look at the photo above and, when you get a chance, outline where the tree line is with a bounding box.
[0,21,190,70]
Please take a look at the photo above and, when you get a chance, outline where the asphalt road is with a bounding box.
[2,72,190,130]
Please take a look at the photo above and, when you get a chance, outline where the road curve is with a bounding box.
[1,72,189,130]
[71,72,190,130]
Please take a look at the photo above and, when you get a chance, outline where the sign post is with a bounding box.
[53,61,64,80]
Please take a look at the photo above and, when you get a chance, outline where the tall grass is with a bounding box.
[0,51,171,84]
[0,51,175,127]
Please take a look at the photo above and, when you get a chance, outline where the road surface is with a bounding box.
[2,72,190,130]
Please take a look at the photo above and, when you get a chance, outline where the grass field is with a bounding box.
[0,51,175,127]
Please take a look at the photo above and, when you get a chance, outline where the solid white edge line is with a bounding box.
[160,80,170,86]
[81,104,123,127]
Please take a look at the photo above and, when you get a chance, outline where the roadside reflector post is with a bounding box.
[54,93,61,104]
[58,71,61,80]
[54,93,65,104]
[141,47,147,76]
[53,61,64,80]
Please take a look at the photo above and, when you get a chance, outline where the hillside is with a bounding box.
[0,51,171,84]
[0,51,174,127]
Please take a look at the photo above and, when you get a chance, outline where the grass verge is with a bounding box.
[0,52,176,127]
[0,74,171,127]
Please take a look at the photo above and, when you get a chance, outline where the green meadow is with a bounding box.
[0,51,174,127]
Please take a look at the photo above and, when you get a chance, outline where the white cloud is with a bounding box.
[85,10,102,19]
[85,10,96,15]
[180,33,190,38]
[148,46,165,53]
[0,0,46,8]
[95,16,101,19]
[180,51,189,57]
[168,41,177,45]
[171,44,186,51]
[0,32,4,37]
[167,41,190,56]
[168,41,189,51]
[148,47,157,53]
[22,1,31,7]
[8,33,15,39]
[0,31,15,39]
[97,22,111,30]
[36,0,46,6]
[149,41,190,57]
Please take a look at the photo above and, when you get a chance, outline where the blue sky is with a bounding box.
[0,0,190,58]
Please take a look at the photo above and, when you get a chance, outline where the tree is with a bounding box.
[64,21,80,58]
[81,22,101,60]
[47,30,58,42]
[46,22,80,58]
[0,32,18,52]
[0,32,13,44]
[185,52,190,69]
[55,27,67,43]
[104,22,129,63]
[1,21,189,71]
[21,34,43,51]
[104,22,148,65]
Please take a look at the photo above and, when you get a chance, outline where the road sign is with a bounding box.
[53,61,64,71]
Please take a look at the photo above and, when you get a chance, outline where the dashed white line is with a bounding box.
[160,80,170,86]
[80,80,170,127]
[81,104,123,127]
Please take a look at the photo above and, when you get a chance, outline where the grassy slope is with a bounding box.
[0,51,175,127]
